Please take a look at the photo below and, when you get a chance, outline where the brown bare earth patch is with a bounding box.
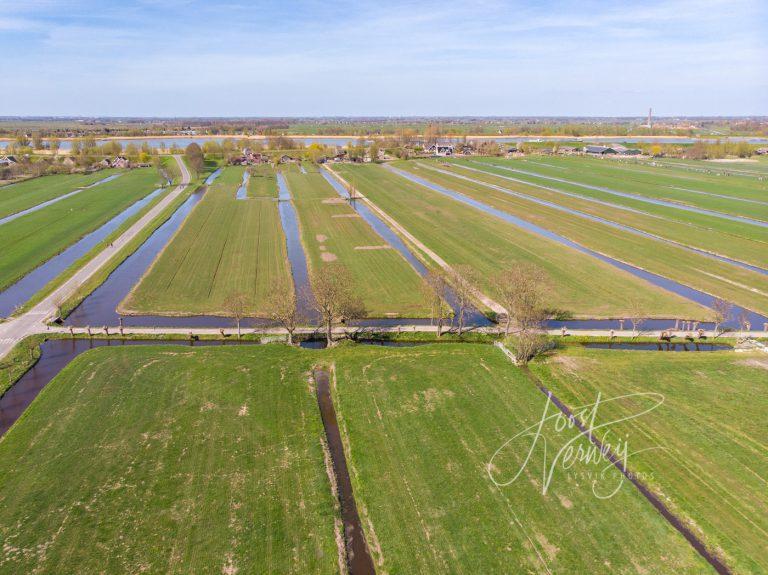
[557,494,573,509]
[549,354,597,373]
[315,234,328,242]
[354,245,392,250]
[321,252,338,262]
[332,213,361,218]
[321,197,346,204]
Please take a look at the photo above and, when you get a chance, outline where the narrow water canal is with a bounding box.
[0,186,167,318]
[313,369,376,575]
[426,163,768,276]
[386,165,768,329]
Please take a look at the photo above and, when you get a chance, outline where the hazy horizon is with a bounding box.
[1,0,766,117]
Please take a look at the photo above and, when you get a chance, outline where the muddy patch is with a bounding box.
[322,197,347,204]
[354,245,392,251]
[332,213,361,218]
[737,358,768,370]
[321,252,338,262]
[316,234,328,242]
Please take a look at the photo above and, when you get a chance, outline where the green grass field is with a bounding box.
[0,169,119,219]
[330,342,710,573]
[0,169,162,292]
[0,345,340,575]
[248,164,279,198]
[334,163,707,319]
[432,159,766,269]
[123,166,292,316]
[530,346,768,574]
[397,161,768,316]
[284,165,430,318]
[460,157,768,244]
[471,155,768,220]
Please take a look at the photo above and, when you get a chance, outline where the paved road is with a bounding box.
[0,156,190,360]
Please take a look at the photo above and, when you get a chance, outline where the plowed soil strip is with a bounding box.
[314,369,375,575]
[521,366,730,575]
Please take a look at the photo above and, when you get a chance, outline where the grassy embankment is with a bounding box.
[474,155,768,218]
[122,166,292,316]
[284,164,430,318]
[0,169,119,219]
[0,169,163,293]
[0,345,341,574]
[334,163,707,319]
[398,161,768,316]
[464,157,768,242]
[437,159,766,269]
[329,342,711,573]
[530,346,768,574]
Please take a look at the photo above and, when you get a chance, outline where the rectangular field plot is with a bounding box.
[530,347,768,574]
[0,169,119,219]
[399,161,768,317]
[331,343,709,573]
[0,168,162,292]
[334,163,706,319]
[122,166,292,316]
[284,165,430,318]
[0,345,340,575]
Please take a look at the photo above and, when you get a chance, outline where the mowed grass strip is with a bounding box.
[0,169,161,292]
[123,166,292,316]
[285,167,430,318]
[0,345,340,575]
[247,164,279,198]
[400,161,768,316]
[438,159,767,269]
[530,347,768,574]
[475,155,768,220]
[0,169,119,219]
[335,163,706,319]
[464,157,768,243]
[331,343,710,573]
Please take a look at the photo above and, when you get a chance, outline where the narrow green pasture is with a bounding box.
[461,157,768,242]
[0,169,119,219]
[398,161,768,316]
[331,343,710,573]
[0,168,161,292]
[285,167,429,318]
[0,345,340,575]
[335,163,707,319]
[248,164,279,198]
[530,346,768,574]
[123,166,292,316]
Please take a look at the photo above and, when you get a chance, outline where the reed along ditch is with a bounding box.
[0,185,166,318]
[313,369,376,575]
[386,165,768,330]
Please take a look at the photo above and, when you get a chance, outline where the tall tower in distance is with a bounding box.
[647,107,653,129]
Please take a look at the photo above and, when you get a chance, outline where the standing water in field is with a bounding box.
[0,174,123,227]
[321,168,491,327]
[0,186,165,318]
[235,170,250,199]
[387,165,768,329]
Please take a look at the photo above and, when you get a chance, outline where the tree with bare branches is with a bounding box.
[494,263,550,336]
[421,270,452,337]
[448,265,476,336]
[627,299,646,338]
[265,281,301,345]
[312,265,366,346]
[224,292,249,338]
[712,297,732,336]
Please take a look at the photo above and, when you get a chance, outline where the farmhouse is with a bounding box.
[111,156,131,168]
[612,144,642,156]
[585,145,617,155]
[557,146,580,155]
[756,147,768,155]
[428,143,454,156]
[0,155,19,166]
[279,154,296,164]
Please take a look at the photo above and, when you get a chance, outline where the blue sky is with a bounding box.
[0,0,765,117]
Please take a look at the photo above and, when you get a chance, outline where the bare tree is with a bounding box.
[509,330,552,365]
[448,265,475,336]
[627,299,646,339]
[312,265,366,346]
[265,281,301,345]
[494,263,550,336]
[422,270,451,337]
[712,298,732,336]
[224,292,249,338]
[737,310,751,334]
